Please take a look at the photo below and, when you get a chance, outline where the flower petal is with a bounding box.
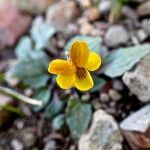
[74,70,93,91]
[48,59,76,75]
[70,41,90,67]
[56,74,75,89]
[85,52,102,71]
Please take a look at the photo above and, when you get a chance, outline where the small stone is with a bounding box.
[69,145,76,150]
[44,140,56,150]
[141,19,150,35]
[11,139,23,150]
[46,1,79,31]
[113,80,124,91]
[98,0,111,14]
[123,55,150,102]
[0,2,32,47]
[120,104,150,150]
[79,23,93,35]
[78,110,123,150]
[92,99,101,110]
[100,93,109,102]
[137,0,150,16]
[109,89,122,101]
[81,93,90,102]
[22,131,36,148]
[83,7,100,22]
[77,0,92,8]
[24,88,33,97]
[105,25,129,48]
[136,29,148,42]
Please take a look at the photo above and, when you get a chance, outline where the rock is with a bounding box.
[141,19,150,35]
[79,22,93,35]
[137,0,150,16]
[92,99,102,110]
[46,1,79,31]
[109,89,122,101]
[123,55,150,102]
[22,130,36,148]
[83,7,100,22]
[105,25,129,48]
[120,104,150,150]
[136,29,148,42]
[112,80,123,91]
[17,0,53,14]
[77,0,92,9]
[98,0,111,14]
[78,110,123,150]
[0,94,16,127]
[0,2,32,47]
[99,93,109,102]
[11,139,24,150]
[44,140,56,150]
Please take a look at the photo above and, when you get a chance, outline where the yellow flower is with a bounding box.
[48,40,102,91]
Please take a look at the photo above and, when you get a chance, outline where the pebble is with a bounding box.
[44,140,56,150]
[109,89,122,101]
[79,22,93,35]
[81,93,90,102]
[137,0,150,16]
[78,110,123,150]
[98,0,111,14]
[141,19,150,35]
[11,139,24,150]
[123,55,150,102]
[92,99,101,110]
[77,0,92,9]
[83,7,100,22]
[120,104,150,150]
[46,1,79,31]
[22,131,36,148]
[136,29,148,42]
[105,25,129,48]
[99,93,109,102]
[113,80,123,91]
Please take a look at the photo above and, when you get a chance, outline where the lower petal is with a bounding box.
[85,52,102,71]
[74,70,93,91]
[56,74,75,89]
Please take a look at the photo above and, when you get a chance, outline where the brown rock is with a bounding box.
[137,0,150,16]
[77,0,92,9]
[46,1,79,31]
[79,23,93,35]
[83,7,100,22]
[120,104,150,150]
[0,2,32,47]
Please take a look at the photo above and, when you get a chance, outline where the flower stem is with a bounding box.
[0,86,42,106]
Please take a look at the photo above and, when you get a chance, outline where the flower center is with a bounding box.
[76,68,86,79]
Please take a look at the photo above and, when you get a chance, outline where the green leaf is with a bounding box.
[52,114,66,130]
[66,98,92,138]
[0,72,4,83]
[15,36,33,60]
[65,35,101,54]
[7,51,49,88]
[103,44,150,78]
[30,17,56,50]
[45,92,65,119]
[32,87,51,111]
[90,76,106,92]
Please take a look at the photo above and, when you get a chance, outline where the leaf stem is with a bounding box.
[0,86,42,106]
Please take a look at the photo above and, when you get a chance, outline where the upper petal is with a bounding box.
[70,41,90,67]
[48,59,76,75]
[56,74,75,89]
[85,52,102,71]
[74,70,93,91]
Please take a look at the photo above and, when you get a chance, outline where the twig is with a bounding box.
[0,86,42,106]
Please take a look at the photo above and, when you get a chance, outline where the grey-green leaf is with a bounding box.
[8,51,49,88]
[32,87,51,111]
[30,17,56,50]
[15,36,33,60]
[52,114,66,130]
[65,35,101,54]
[66,98,92,138]
[45,92,65,119]
[103,44,150,77]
